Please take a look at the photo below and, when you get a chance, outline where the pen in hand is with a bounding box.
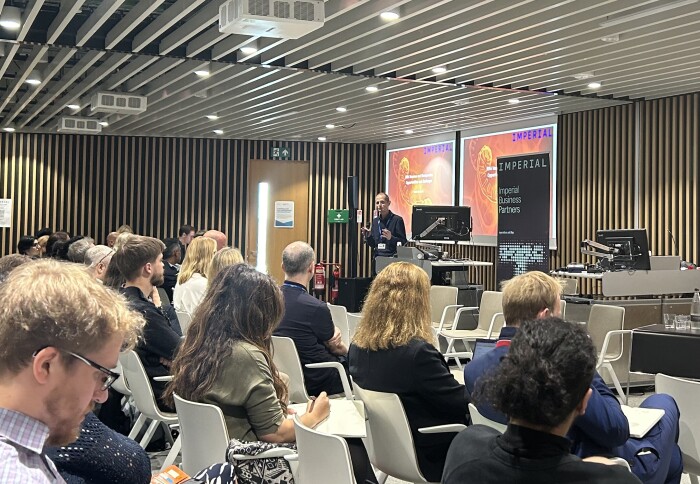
[308,396,316,413]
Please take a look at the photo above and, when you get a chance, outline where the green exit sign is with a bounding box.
[327,209,349,224]
[271,146,291,159]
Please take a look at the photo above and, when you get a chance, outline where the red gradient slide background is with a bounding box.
[462,127,554,237]
[386,142,454,235]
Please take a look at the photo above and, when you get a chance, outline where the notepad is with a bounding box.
[620,405,665,438]
[288,399,367,438]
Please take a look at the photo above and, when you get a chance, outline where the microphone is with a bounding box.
[667,228,679,256]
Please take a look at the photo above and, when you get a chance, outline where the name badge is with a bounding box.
[378,243,386,250]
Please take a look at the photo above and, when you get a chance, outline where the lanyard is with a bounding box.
[283,282,307,292]
[377,213,393,238]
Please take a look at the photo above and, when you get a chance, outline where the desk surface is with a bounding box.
[431,260,492,267]
[633,324,700,337]
[553,270,604,280]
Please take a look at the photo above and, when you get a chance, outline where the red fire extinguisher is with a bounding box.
[331,265,341,303]
[314,262,326,297]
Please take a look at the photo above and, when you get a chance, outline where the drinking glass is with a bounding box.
[675,315,690,331]
[663,313,676,330]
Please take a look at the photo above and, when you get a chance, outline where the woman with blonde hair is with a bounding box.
[173,236,216,314]
[349,261,468,482]
[207,247,244,282]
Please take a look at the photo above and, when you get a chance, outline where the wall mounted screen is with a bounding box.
[386,141,455,237]
[460,125,557,247]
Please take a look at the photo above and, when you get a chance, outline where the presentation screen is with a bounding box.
[460,125,557,247]
[386,141,455,237]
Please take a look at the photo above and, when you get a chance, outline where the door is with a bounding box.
[247,158,310,284]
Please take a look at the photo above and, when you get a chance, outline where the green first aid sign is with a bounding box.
[327,209,349,224]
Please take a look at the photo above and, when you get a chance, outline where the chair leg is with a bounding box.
[160,435,181,471]
[604,363,626,401]
[161,421,175,445]
[139,419,160,448]
[690,473,699,484]
[375,470,388,484]
[444,338,463,370]
[128,413,146,441]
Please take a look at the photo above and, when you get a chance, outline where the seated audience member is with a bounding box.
[165,263,330,442]
[106,231,118,248]
[465,271,682,484]
[274,241,349,396]
[159,238,181,303]
[67,237,95,263]
[17,235,41,257]
[443,318,641,484]
[349,262,468,482]
[173,236,216,315]
[178,225,195,263]
[35,227,52,239]
[203,229,227,251]
[46,231,70,258]
[207,246,244,282]
[54,235,87,261]
[0,254,32,284]
[84,245,114,282]
[0,260,145,482]
[37,235,49,257]
[112,235,181,411]
[116,224,133,235]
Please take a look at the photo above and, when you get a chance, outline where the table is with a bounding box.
[554,269,700,297]
[629,324,700,379]
[376,256,492,285]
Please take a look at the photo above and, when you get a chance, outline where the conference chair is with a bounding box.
[353,382,466,484]
[559,278,579,296]
[157,287,171,306]
[287,414,357,484]
[328,302,351,345]
[175,308,192,335]
[560,299,567,319]
[173,393,230,475]
[587,305,627,399]
[437,291,505,368]
[346,313,361,342]
[119,351,180,471]
[655,374,700,484]
[430,285,461,330]
[271,336,352,403]
[468,403,507,434]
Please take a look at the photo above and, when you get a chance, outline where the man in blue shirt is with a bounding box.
[361,192,407,273]
[465,271,682,484]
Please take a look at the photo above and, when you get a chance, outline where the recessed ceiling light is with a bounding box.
[380,10,400,20]
[508,98,520,104]
[206,114,219,120]
[240,46,258,55]
[336,106,347,113]
[588,81,602,89]
[572,72,595,80]
[0,7,21,30]
[99,121,109,127]
[326,124,335,129]
[318,136,327,141]
[432,66,447,74]
[194,69,210,77]
[404,129,414,134]
[601,34,620,42]
[365,85,379,92]
[25,69,42,85]
[213,129,224,135]
[66,104,80,110]
[3,126,16,132]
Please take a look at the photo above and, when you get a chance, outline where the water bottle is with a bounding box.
[691,288,700,330]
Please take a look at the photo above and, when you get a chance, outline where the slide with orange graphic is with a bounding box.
[461,125,555,240]
[386,142,455,236]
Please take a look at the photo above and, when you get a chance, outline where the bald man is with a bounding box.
[203,230,227,251]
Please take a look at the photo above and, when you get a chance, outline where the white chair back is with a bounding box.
[120,351,172,421]
[477,291,505,332]
[327,303,350,345]
[655,373,700,478]
[111,360,131,396]
[560,299,567,320]
[468,403,507,434]
[271,336,310,403]
[175,309,192,335]
[347,313,361,343]
[352,383,427,483]
[430,286,459,326]
[588,305,625,358]
[293,414,357,484]
[173,393,230,475]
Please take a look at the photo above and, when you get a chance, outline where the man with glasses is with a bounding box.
[0,260,144,482]
[84,245,115,282]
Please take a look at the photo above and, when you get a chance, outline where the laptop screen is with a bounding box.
[472,339,498,360]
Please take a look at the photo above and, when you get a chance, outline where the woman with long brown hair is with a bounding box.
[350,261,468,482]
[165,264,329,443]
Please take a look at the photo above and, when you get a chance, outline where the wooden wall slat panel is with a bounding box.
[0,134,384,278]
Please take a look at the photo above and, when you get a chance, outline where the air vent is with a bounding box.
[57,117,102,134]
[90,91,147,115]
[219,0,324,39]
